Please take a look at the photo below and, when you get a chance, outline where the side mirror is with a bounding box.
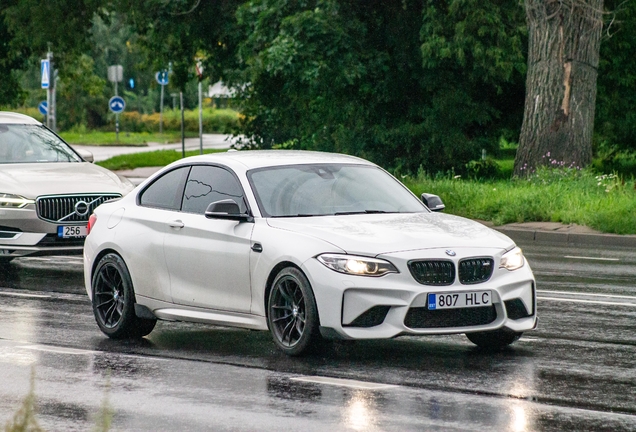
[76,149,94,163]
[421,193,445,212]
[205,199,252,222]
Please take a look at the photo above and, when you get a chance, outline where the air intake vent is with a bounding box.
[458,258,494,285]
[408,260,455,286]
[344,306,391,328]
[404,305,497,329]
[504,299,531,320]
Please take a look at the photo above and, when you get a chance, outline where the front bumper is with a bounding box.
[301,248,537,340]
[0,206,85,257]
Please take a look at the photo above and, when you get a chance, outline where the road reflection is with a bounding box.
[0,258,84,294]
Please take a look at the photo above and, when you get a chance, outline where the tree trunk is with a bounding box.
[515,0,603,176]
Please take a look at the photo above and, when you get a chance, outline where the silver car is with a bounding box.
[0,112,134,264]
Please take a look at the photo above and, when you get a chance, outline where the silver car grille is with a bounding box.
[36,194,121,223]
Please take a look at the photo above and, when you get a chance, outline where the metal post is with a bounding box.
[160,84,164,135]
[180,92,185,158]
[198,81,203,155]
[51,72,56,132]
[115,79,119,142]
[46,51,52,129]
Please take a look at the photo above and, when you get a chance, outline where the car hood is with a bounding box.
[0,162,133,198]
[266,212,514,255]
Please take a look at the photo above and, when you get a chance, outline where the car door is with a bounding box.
[130,165,191,302]
[163,164,254,312]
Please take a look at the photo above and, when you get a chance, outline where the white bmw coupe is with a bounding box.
[84,150,537,355]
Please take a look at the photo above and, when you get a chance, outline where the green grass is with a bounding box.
[97,147,636,234]
[96,148,227,171]
[59,130,198,146]
[403,169,636,235]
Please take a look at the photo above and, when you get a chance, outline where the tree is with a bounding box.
[515,0,604,175]
[0,17,28,106]
[594,0,636,154]
[233,0,527,172]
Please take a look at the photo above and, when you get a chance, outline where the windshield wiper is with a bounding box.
[273,213,323,218]
[334,210,391,215]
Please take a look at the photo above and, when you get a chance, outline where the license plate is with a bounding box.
[428,291,491,310]
[57,225,87,238]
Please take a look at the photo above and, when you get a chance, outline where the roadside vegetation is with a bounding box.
[96,144,636,235]
[96,148,227,171]
[60,129,195,146]
[404,167,636,235]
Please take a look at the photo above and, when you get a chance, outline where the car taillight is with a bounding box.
[87,214,97,235]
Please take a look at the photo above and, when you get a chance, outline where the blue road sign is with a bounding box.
[41,59,50,89]
[38,101,48,115]
[109,96,126,113]
[155,71,169,86]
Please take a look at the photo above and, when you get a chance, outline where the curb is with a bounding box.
[493,227,636,248]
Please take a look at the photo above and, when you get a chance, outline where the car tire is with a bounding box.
[91,253,156,339]
[466,329,522,349]
[267,267,322,356]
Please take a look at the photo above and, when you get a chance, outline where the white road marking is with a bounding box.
[291,376,397,390]
[537,290,636,300]
[0,292,50,299]
[538,296,636,307]
[563,255,619,262]
[21,345,97,356]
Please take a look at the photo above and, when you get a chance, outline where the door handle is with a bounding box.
[168,220,185,229]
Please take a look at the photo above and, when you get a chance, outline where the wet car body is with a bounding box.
[0,112,134,260]
[84,150,536,355]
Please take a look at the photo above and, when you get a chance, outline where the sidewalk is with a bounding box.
[479,220,636,248]
[71,133,235,162]
[114,166,636,248]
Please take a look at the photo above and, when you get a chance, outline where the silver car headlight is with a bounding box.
[500,247,525,271]
[0,193,35,209]
[317,253,398,277]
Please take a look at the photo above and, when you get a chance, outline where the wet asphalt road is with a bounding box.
[0,241,635,431]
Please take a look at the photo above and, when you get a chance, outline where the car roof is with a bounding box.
[0,112,42,125]
[176,150,376,171]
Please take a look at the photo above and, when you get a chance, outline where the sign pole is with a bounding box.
[46,51,52,129]
[108,65,124,141]
[160,84,164,135]
[115,77,119,142]
[180,92,185,158]
[198,81,203,155]
[155,71,169,136]
[51,69,57,132]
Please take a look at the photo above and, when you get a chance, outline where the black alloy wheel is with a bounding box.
[267,267,321,356]
[92,253,156,339]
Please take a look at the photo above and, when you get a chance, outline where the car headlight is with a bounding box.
[317,254,398,277]
[0,193,35,209]
[500,247,525,271]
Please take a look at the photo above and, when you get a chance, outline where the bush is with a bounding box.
[466,158,501,180]
[116,108,239,134]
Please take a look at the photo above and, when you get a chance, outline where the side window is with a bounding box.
[139,166,190,210]
[182,165,247,214]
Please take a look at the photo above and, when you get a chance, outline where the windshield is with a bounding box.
[248,164,427,217]
[0,124,82,163]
